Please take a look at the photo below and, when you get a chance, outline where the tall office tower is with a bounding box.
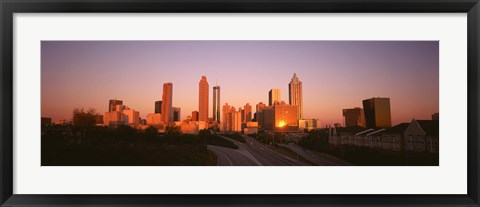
[342,107,365,127]
[288,73,303,119]
[198,76,209,122]
[161,82,173,123]
[239,107,244,122]
[269,88,281,106]
[256,102,266,129]
[212,85,221,123]
[362,97,392,128]
[108,99,123,112]
[155,101,162,114]
[172,107,181,122]
[222,103,230,131]
[244,103,252,122]
[191,111,199,121]
[233,110,242,132]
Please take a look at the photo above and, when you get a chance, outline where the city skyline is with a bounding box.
[41,41,439,125]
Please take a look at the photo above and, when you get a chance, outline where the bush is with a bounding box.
[298,129,329,152]
[223,132,246,143]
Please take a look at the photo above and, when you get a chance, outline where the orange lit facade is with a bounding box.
[274,104,298,131]
[161,82,173,123]
[343,107,365,127]
[268,88,281,106]
[244,103,252,122]
[198,76,209,122]
[288,73,303,120]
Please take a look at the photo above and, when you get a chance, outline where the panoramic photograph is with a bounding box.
[41,41,439,166]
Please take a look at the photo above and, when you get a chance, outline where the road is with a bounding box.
[239,135,309,166]
[280,143,351,166]
[207,145,260,166]
[208,135,311,166]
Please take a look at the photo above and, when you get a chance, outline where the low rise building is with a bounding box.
[146,113,162,125]
[244,122,259,134]
[299,119,319,131]
[328,119,438,153]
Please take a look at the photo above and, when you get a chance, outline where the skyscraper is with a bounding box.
[108,99,123,112]
[233,110,242,132]
[213,85,221,123]
[161,82,173,123]
[244,103,252,122]
[255,102,266,129]
[256,102,266,112]
[343,107,365,127]
[155,101,162,114]
[362,97,392,128]
[199,76,209,122]
[289,73,303,119]
[269,88,281,106]
[173,107,181,122]
[222,103,231,131]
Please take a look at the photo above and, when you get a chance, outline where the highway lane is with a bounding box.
[280,143,351,166]
[241,135,303,166]
[218,135,310,166]
[207,145,260,166]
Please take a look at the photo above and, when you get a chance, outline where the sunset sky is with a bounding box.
[41,41,439,126]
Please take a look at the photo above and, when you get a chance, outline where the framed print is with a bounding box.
[1,0,479,206]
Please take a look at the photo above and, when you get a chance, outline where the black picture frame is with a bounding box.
[1,0,479,206]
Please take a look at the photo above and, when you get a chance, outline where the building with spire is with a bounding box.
[289,73,303,120]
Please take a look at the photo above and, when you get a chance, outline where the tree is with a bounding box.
[165,125,181,141]
[198,129,212,139]
[145,125,158,137]
[72,108,98,140]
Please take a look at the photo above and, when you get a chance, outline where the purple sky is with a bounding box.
[41,41,439,126]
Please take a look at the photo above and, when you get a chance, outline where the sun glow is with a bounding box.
[278,120,286,127]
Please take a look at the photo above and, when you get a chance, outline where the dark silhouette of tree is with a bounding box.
[145,125,158,137]
[165,125,180,141]
[72,108,98,140]
[198,129,211,138]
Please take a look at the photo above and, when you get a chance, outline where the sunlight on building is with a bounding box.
[278,120,286,127]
